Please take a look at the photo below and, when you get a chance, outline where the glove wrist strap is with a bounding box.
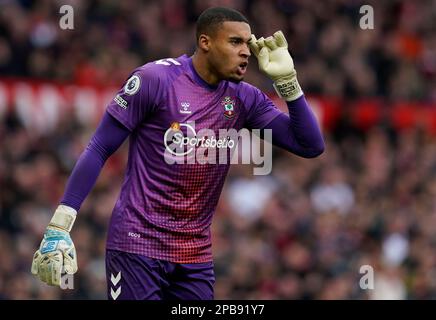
[48,205,77,232]
[273,72,304,101]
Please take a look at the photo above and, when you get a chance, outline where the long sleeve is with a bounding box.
[60,112,130,211]
[264,95,325,158]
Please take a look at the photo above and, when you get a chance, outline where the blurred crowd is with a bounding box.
[0,0,435,101]
[1,0,436,300]
[4,106,436,299]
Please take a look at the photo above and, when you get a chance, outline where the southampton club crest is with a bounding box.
[222,96,236,119]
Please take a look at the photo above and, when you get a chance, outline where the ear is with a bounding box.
[198,34,211,52]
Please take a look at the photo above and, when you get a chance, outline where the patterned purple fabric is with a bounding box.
[105,54,282,263]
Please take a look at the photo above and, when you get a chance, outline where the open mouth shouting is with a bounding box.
[236,61,248,75]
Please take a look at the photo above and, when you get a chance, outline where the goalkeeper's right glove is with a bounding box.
[31,205,78,286]
[249,30,303,101]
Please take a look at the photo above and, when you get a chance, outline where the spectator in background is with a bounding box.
[0,0,434,101]
[1,0,436,299]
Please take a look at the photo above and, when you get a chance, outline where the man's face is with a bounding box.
[207,21,251,82]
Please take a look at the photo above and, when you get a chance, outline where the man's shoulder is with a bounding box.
[134,55,189,81]
[118,55,189,99]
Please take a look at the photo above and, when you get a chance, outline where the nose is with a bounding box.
[240,42,251,58]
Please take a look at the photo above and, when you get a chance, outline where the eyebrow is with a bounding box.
[228,36,249,42]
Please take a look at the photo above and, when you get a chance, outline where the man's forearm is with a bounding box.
[265,95,325,158]
[60,112,130,210]
[60,143,108,210]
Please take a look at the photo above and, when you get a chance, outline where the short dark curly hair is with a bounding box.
[195,7,249,43]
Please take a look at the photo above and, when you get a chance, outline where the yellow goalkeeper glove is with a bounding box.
[31,205,78,286]
[249,30,303,101]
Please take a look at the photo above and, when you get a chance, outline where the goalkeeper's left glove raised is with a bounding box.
[249,30,303,101]
[31,205,78,286]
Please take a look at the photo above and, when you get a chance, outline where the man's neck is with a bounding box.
[191,52,220,86]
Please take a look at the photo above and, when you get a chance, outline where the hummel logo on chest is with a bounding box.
[179,102,192,114]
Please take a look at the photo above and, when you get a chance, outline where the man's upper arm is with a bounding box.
[241,83,283,130]
[106,65,165,131]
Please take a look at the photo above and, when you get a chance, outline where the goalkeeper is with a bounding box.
[31,7,324,299]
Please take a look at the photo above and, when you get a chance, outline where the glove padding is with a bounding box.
[31,205,78,286]
[249,31,303,101]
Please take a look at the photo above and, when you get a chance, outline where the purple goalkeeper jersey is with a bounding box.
[105,54,282,263]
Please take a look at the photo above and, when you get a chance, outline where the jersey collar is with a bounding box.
[187,55,224,91]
